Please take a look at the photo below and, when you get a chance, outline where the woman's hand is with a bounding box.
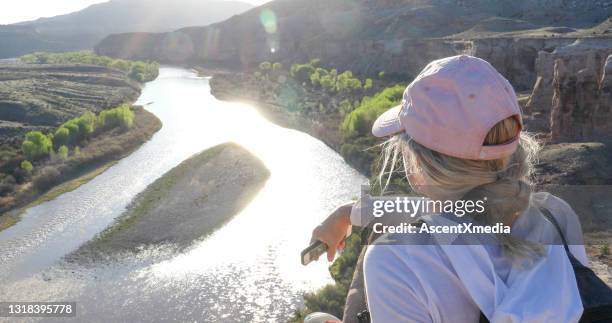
[311,202,354,262]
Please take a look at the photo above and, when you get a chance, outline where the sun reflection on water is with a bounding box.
[0,67,366,322]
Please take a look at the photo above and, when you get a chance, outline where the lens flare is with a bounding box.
[259,9,277,34]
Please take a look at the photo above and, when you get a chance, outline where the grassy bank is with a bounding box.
[0,107,162,229]
[71,143,270,260]
[0,161,117,231]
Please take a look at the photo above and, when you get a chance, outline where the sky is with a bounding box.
[0,0,271,25]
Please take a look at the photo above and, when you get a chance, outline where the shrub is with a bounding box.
[259,61,272,72]
[310,71,321,87]
[53,112,97,148]
[129,62,147,82]
[336,71,362,93]
[290,63,316,83]
[20,160,33,173]
[320,74,336,91]
[33,166,61,191]
[272,62,283,71]
[65,122,80,144]
[99,105,134,130]
[53,127,70,148]
[76,112,96,137]
[364,78,373,90]
[378,71,385,79]
[22,131,52,160]
[341,85,404,137]
[0,175,17,196]
[339,99,353,116]
[58,145,69,160]
[109,59,130,71]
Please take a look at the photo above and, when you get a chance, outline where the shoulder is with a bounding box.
[531,192,580,228]
[531,191,589,264]
[531,191,569,209]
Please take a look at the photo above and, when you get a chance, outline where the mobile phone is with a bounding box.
[301,240,328,266]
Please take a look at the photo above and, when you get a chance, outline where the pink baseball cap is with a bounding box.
[372,55,523,160]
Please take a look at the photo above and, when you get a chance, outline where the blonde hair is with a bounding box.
[378,117,543,257]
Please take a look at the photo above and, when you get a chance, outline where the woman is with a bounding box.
[309,55,589,323]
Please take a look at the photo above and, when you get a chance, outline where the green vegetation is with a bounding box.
[99,104,134,130]
[341,85,405,138]
[20,160,33,173]
[214,58,407,175]
[21,161,117,212]
[21,51,159,83]
[0,107,161,219]
[21,131,52,161]
[252,59,379,119]
[0,213,20,231]
[58,145,69,160]
[53,112,96,148]
[259,61,272,71]
[291,62,316,83]
[23,105,135,161]
[0,60,157,216]
[290,233,363,321]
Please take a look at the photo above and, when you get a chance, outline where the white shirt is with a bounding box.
[355,192,589,323]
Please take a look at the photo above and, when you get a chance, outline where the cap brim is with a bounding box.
[372,105,403,137]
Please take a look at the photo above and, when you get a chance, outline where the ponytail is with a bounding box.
[379,117,544,258]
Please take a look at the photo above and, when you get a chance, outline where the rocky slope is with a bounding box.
[0,0,253,58]
[95,0,612,90]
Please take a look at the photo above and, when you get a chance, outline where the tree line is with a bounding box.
[20,51,159,83]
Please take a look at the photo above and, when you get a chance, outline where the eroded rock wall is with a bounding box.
[550,53,612,142]
[527,38,612,115]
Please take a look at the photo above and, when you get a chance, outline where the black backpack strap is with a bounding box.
[539,207,571,253]
[479,311,490,323]
[539,207,587,269]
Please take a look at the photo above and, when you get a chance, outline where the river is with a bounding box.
[0,67,367,322]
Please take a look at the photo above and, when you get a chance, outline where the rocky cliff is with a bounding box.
[527,38,612,114]
[95,0,612,90]
[549,53,612,142]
